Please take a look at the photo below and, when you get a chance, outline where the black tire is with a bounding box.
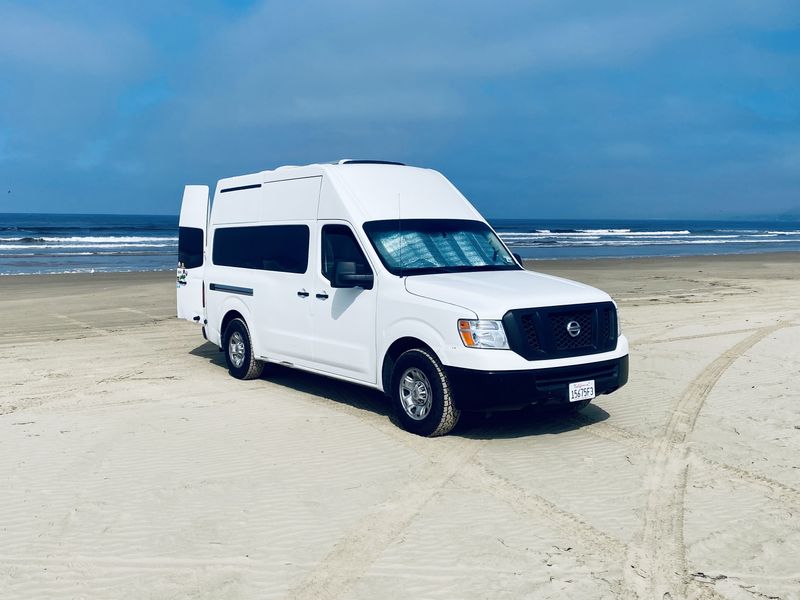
[390,348,460,437]
[222,318,264,380]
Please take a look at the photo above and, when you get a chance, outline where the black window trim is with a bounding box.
[211,223,310,274]
[320,222,374,283]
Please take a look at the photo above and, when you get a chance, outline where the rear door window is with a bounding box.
[178,226,204,269]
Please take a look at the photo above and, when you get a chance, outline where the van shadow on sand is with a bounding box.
[189,342,610,440]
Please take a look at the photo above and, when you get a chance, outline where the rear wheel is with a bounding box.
[223,318,264,380]
[391,348,460,437]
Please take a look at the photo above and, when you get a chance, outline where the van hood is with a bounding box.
[404,269,612,318]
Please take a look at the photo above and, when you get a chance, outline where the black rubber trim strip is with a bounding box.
[340,160,405,166]
[209,283,254,296]
[220,183,262,193]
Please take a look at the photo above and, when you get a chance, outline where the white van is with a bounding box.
[177,160,629,436]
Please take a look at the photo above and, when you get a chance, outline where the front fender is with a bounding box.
[380,318,449,359]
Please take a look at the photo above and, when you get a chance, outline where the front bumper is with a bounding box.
[445,355,628,411]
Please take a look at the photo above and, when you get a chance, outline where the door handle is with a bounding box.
[316,292,329,300]
[297,290,309,298]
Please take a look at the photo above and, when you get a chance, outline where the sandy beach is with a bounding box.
[1,253,799,600]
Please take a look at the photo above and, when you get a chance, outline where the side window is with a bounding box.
[321,225,372,282]
[178,226,204,269]
[213,225,309,273]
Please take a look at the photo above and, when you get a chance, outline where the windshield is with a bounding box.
[363,219,520,276]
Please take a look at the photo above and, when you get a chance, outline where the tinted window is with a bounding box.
[178,226,204,269]
[213,225,309,273]
[321,225,371,282]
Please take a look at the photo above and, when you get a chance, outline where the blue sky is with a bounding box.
[0,1,798,219]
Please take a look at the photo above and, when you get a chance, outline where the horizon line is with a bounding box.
[1,211,799,223]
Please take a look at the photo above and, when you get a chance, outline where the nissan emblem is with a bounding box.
[566,320,581,337]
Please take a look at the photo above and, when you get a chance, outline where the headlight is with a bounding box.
[617,310,623,336]
[458,319,509,349]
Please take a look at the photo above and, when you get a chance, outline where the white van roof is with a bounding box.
[214,161,483,226]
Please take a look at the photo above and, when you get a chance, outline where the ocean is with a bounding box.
[1,213,799,275]
[0,214,178,276]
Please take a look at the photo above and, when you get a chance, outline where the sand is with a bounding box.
[1,254,799,600]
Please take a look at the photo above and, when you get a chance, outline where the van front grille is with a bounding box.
[502,302,617,361]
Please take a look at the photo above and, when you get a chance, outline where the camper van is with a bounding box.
[177,160,629,436]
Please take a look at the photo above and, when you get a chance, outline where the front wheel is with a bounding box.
[391,348,460,437]
[223,318,264,380]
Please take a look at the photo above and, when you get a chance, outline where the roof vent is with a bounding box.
[337,159,406,166]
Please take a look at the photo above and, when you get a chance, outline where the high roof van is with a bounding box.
[177,160,629,436]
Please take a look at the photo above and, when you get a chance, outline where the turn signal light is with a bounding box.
[458,319,509,349]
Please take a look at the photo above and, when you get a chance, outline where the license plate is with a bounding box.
[568,380,595,402]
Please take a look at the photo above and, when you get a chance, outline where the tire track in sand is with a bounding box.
[567,415,800,508]
[621,322,789,599]
[458,461,626,557]
[280,322,795,599]
[285,431,628,600]
[285,437,486,600]
[285,389,628,599]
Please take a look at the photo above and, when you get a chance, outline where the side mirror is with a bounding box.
[513,252,524,266]
[333,261,374,290]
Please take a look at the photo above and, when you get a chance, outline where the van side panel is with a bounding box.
[211,185,262,225]
[262,176,321,221]
[205,176,322,366]
[317,171,351,221]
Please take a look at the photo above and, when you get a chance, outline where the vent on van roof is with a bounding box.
[337,159,406,166]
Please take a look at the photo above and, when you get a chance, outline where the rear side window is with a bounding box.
[178,227,204,269]
[213,225,309,273]
[321,224,371,282]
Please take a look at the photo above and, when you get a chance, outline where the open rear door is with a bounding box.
[177,185,209,322]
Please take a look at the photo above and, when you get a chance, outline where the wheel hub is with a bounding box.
[399,367,433,421]
[229,331,246,368]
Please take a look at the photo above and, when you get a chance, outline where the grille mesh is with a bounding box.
[520,315,541,351]
[601,308,612,341]
[549,311,593,349]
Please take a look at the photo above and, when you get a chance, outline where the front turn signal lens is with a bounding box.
[458,319,509,349]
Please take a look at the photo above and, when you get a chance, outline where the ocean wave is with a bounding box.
[0,243,176,250]
[499,230,691,239]
[0,225,175,233]
[503,238,796,248]
[0,267,172,276]
[0,250,172,258]
[0,235,178,243]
